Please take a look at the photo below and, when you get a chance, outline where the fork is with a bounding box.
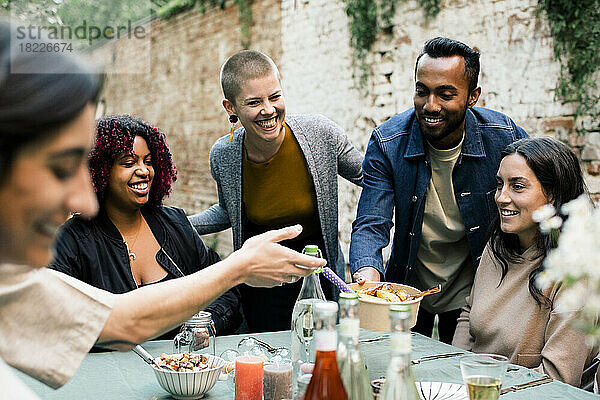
[411,352,465,365]
[238,337,287,354]
[500,376,553,394]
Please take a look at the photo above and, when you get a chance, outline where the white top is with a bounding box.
[0,264,115,389]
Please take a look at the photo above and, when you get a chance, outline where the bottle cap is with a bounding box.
[389,304,411,316]
[302,245,321,257]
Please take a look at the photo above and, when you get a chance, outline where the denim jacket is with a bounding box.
[349,107,528,284]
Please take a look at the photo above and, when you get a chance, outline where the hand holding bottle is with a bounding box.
[231,225,327,287]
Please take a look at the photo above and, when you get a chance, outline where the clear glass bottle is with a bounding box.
[173,311,216,355]
[336,292,372,400]
[379,305,420,400]
[304,301,348,400]
[291,245,326,388]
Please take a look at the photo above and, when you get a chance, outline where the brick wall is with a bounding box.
[95,0,600,258]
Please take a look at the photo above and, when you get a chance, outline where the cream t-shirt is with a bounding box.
[0,264,115,389]
[407,134,474,313]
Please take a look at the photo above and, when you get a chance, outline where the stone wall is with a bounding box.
[95,0,600,258]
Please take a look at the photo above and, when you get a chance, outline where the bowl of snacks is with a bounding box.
[152,352,225,399]
[348,282,439,331]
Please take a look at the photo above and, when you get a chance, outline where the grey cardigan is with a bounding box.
[189,114,363,277]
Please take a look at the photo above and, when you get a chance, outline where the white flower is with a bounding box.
[537,195,600,344]
[533,204,556,223]
[539,215,563,233]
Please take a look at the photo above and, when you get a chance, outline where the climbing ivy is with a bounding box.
[158,0,252,48]
[342,0,599,126]
[342,0,440,86]
[235,0,253,49]
[538,0,600,130]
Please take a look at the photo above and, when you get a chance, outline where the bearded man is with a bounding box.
[350,37,528,343]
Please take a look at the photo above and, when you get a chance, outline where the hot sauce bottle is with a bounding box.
[303,301,348,400]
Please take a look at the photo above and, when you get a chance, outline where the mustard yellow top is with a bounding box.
[242,123,319,241]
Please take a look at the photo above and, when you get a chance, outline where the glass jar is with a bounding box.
[173,311,216,355]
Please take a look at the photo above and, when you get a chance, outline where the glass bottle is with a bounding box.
[336,292,372,400]
[379,305,420,400]
[173,311,216,356]
[292,245,326,387]
[303,301,348,400]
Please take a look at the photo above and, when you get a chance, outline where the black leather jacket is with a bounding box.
[50,205,241,336]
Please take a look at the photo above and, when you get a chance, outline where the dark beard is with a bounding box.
[418,101,469,147]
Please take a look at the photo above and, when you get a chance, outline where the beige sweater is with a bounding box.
[452,244,596,387]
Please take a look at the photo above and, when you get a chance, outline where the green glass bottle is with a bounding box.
[379,304,420,400]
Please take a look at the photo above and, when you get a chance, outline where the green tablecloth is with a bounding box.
[15,330,597,399]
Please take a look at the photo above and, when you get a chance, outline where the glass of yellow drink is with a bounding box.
[460,354,508,400]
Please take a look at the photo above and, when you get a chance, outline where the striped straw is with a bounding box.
[317,267,354,293]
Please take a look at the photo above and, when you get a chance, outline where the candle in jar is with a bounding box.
[263,362,293,400]
[235,355,263,400]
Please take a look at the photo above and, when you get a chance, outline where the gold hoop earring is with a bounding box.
[229,115,238,142]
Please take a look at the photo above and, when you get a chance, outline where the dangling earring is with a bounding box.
[229,115,238,142]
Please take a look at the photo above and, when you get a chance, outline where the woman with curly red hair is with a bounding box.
[50,114,242,337]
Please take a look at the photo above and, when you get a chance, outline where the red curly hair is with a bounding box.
[90,115,177,206]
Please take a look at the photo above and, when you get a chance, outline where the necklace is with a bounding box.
[123,217,143,261]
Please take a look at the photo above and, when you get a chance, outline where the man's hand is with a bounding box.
[352,267,381,284]
[233,225,327,287]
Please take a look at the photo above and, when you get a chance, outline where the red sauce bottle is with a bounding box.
[304,301,348,400]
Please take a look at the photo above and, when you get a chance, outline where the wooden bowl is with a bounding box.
[348,282,421,331]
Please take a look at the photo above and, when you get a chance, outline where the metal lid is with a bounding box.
[184,311,212,326]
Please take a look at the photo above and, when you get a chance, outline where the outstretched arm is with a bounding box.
[97,225,326,350]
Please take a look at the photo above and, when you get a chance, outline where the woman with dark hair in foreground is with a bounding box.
[50,115,241,338]
[452,137,597,386]
[0,20,325,395]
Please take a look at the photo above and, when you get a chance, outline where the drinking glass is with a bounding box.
[460,354,508,400]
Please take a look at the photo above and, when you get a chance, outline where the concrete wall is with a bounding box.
[95,0,600,258]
